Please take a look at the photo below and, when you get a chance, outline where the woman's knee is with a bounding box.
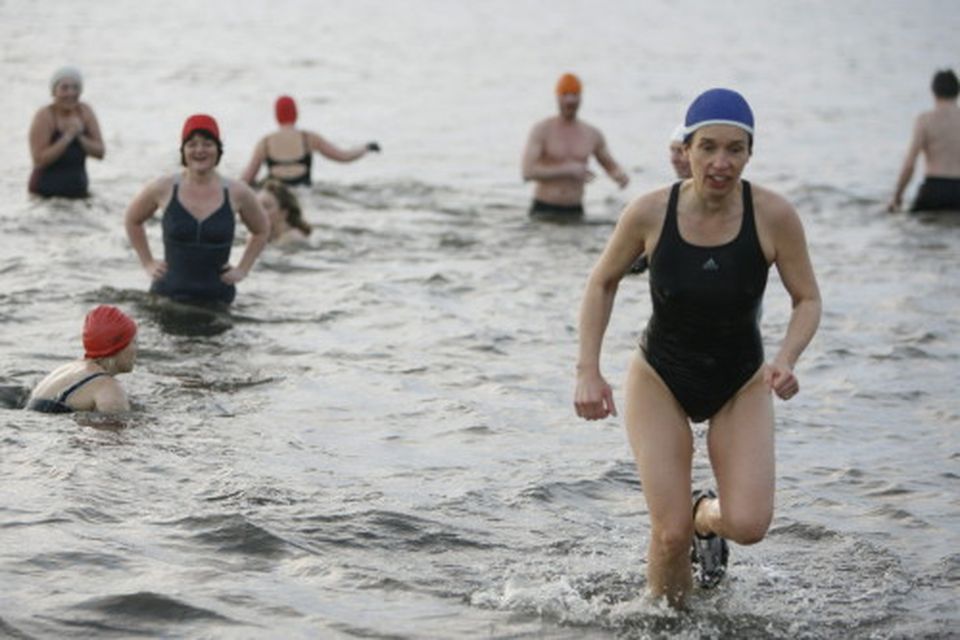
[722,508,772,545]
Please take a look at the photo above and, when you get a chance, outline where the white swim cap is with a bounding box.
[670,123,686,144]
[50,66,83,93]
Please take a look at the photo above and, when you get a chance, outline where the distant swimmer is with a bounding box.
[630,124,693,274]
[28,66,105,198]
[125,114,269,306]
[241,95,381,187]
[522,73,630,219]
[27,305,137,414]
[258,179,312,246]
[668,123,693,180]
[575,88,821,607]
[888,69,960,212]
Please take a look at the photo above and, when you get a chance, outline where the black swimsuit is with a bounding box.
[265,133,312,186]
[641,181,769,422]
[151,178,237,305]
[911,177,960,212]
[29,114,89,198]
[27,373,108,414]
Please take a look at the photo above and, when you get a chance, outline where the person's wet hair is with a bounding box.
[932,69,959,99]
[180,130,224,166]
[262,179,311,236]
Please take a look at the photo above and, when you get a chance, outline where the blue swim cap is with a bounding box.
[683,88,754,142]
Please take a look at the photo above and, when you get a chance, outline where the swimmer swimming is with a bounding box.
[27,305,137,414]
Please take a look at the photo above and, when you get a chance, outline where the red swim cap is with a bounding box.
[275,96,297,125]
[83,305,137,359]
[182,114,220,142]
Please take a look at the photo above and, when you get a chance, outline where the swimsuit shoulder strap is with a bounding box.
[56,372,109,403]
[663,181,683,238]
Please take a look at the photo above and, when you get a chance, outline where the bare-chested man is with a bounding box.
[889,69,960,212]
[522,73,629,219]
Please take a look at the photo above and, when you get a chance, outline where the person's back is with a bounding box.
[889,69,960,212]
[921,102,960,177]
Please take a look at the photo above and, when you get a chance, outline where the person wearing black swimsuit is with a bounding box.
[240,95,380,187]
[27,66,105,198]
[27,305,137,414]
[125,114,269,306]
[575,88,821,607]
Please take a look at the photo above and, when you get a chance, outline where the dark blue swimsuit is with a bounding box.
[29,123,89,198]
[151,178,236,305]
[27,373,108,414]
[641,181,769,422]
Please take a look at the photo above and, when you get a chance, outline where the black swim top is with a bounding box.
[27,372,108,414]
[150,177,237,304]
[641,181,770,422]
[28,109,89,198]
[265,133,312,186]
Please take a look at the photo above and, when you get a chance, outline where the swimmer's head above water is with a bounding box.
[180,113,223,166]
[555,73,582,120]
[83,305,138,371]
[50,66,83,95]
[275,95,298,125]
[683,88,754,152]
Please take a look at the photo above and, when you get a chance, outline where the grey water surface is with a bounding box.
[1,1,958,638]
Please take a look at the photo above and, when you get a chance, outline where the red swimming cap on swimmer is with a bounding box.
[275,96,298,125]
[83,305,137,359]
[181,114,220,142]
[555,73,582,95]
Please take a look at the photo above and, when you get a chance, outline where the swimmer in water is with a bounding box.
[522,73,630,219]
[241,95,381,187]
[669,123,693,180]
[258,179,312,245]
[630,124,693,274]
[27,305,137,414]
[28,66,105,198]
[888,69,960,212]
[575,88,821,607]
[125,114,270,306]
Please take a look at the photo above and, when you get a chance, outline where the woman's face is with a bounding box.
[52,79,81,107]
[686,125,751,197]
[258,190,284,225]
[182,134,219,171]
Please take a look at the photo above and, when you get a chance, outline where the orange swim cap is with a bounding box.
[83,305,137,359]
[555,73,582,96]
[275,95,297,125]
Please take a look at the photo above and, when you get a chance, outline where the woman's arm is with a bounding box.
[240,138,267,185]
[124,177,168,279]
[761,192,822,399]
[575,194,654,419]
[28,107,75,168]
[221,182,270,284]
[307,131,369,163]
[77,103,105,159]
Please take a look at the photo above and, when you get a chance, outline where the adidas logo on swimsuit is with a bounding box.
[702,257,719,271]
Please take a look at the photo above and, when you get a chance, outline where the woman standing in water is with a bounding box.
[125,114,269,306]
[241,95,379,187]
[28,66,105,198]
[574,88,821,607]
